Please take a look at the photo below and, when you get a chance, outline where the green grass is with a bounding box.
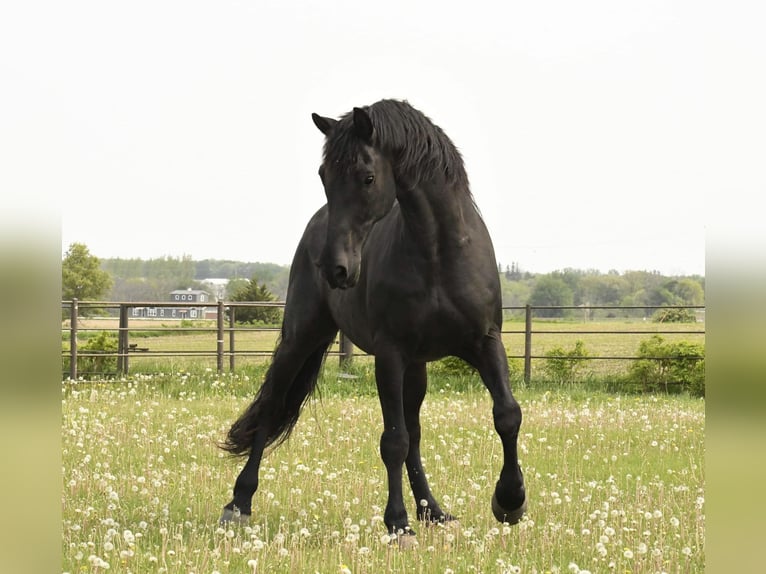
[61,372,705,573]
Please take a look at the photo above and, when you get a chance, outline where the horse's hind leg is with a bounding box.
[221,330,336,523]
[220,237,340,523]
[464,332,527,524]
[403,362,455,524]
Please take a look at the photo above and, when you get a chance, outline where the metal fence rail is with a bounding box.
[62,301,705,381]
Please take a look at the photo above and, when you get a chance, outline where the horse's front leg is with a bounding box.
[465,333,527,524]
[374,351,414,538]
[403,362,455,524]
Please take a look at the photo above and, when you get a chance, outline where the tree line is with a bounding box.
[98,255,290,302]
[62,244,705,321]
[498,262,704,319]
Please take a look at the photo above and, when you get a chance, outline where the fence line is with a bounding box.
[61,300,705,382]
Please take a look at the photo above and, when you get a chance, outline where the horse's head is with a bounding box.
[312,107,397,289]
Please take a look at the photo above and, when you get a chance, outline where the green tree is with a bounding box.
[62,243,113,301]
[499,275,532,319]
[551,269,585,305]
[228,276,282,325]
[579,274,629,307]
[669,278,705,305]
[529,275,573,317]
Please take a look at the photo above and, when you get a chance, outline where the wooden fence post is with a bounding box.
[217,301,224,373]
[118,304,129,375]
[229,304,235,372]
[524,304,532,384]
[339,331,354,368]
[69,299,78,380]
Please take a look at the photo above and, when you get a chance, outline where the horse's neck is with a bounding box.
[396,181,477,260]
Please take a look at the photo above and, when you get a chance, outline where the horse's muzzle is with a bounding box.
[320,260,359,290]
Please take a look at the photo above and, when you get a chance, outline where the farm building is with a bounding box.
[131,288,215,320]
[170,289,210,303]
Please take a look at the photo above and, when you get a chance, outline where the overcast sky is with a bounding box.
[5,1,765,277]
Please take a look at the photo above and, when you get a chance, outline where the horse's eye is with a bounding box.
[364,175,375,185]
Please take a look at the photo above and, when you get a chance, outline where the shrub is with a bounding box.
[652,308,697,323]
[624,335,705,396]
[430,356,476,378]
[541,340,591,384]
[63,330,119,378]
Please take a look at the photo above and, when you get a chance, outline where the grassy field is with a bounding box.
[61,371,705,573]
[62,317,704,380]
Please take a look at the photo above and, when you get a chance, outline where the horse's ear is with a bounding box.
[352,107,374,143]
[312,113,337,136]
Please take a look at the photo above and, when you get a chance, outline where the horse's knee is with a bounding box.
[493,400,522,437]
[380,429,409,466]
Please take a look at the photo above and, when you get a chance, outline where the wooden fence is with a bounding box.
[62,300,704,382]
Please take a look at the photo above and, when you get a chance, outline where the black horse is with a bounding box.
[221,99,526,537]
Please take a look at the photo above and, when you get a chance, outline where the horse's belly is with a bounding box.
[332,295,492,362]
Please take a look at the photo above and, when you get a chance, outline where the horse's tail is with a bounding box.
[220,341,331,457]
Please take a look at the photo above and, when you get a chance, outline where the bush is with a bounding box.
[652,308,697,323]
[624,335,705,396]
[63,330,119,378]
[541,340,591,384]
[430,356,476,378]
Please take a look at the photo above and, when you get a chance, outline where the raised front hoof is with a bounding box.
[220,507,251,525]
[491,492,527,525]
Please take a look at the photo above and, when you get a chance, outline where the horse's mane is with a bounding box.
[323,99,470,191]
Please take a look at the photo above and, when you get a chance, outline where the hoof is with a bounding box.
[491,492,527,525]
[220,507,251,525]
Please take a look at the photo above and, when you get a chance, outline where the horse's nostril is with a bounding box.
[334,265,348,281]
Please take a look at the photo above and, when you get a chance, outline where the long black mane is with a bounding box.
[323,99,471,191]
